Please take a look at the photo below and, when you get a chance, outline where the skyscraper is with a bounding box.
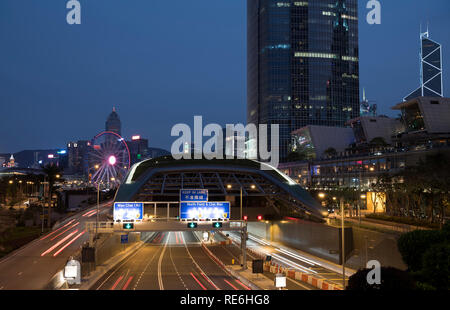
[404,29,443,101]
[105,107,122,135]
[247,0,360,162]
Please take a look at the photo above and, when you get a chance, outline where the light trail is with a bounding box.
[39,220,75,241]
[82,210,96,217]
[40,230,78,256]
[223,279,238,290]
[87,211,98,218]
[122,276,133,290]
[190,272,207,290]
[235,279,251,290]
[53,230,86,257]
[50,222,80,241]
[276,248,321,266]
[110,276,123,290]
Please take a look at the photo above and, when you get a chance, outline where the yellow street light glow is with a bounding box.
[227,184,232,189]
[333,197,337,201]
[9,180,13,184]
[361,194,367,199]
[94,165,99,170]
[251,184,256,189]
[318,193,326,199]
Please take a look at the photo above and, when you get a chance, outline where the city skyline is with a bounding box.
[1,0,449,154]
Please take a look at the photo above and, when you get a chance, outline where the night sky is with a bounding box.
[1,0,449,153]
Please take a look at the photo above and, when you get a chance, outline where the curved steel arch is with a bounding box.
[115,159,326,221]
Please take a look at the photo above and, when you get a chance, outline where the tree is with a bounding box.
[286,151,307,162]
[347,267,415,290]
[323,147,337,158]
[369,137,388,147]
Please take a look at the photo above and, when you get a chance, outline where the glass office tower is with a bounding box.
[247,0,360,162]
[404,30,443,101]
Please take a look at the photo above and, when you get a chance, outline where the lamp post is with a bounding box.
[340,197,346,289]
[359,194,366,226]
[96,181,100,243]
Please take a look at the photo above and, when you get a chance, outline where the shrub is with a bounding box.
[397,230,445,272]
[347,267,415,290]
[421,243,450,290]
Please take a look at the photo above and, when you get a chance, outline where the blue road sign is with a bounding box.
[121,235,128,244]
[114,202,144,221]
[180,201,230,220]
[180,189,208,202]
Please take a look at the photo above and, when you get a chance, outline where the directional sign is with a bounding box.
[121,235,129,244]
[114,202,143,221]
[180,189,208,202]
[180,201,230,220]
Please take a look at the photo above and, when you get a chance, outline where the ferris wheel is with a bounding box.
[87,131,131,189]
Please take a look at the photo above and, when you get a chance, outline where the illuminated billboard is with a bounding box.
[113,202,144,221]
[180,202,230,220]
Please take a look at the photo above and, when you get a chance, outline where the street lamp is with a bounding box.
[318,192,326,199]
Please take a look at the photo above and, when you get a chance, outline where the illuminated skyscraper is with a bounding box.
[404,29,443,101]
[247,0,360,162]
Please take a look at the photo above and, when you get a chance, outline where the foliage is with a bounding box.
[286,151,307,162]
[397,229,446,272]
[421,243,450,290]
[397,224,450,290]
[365,214,440,229]
[346,267,415,290]
[323,147,337,158]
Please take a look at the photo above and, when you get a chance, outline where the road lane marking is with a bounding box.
[190,272,207,290]
[201,273,219,290]
[132,236,164,290]
[169,246,188,290]
[181,232,220,290]
[111,276,124,290]
[157,232,170,290]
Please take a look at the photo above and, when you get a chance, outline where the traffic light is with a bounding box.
[257,215,263,221]
[243,215,248,221]
[187,222,198,228]
[212,222,222,228]
[137,154,142,160]
[123,223,134,230]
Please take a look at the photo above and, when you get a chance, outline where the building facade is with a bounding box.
[247,0,360,161]
[280,97,450,193]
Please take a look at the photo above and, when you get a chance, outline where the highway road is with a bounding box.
[0,201,112,290]
[224,231,349,288]
[91,231,252,290]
